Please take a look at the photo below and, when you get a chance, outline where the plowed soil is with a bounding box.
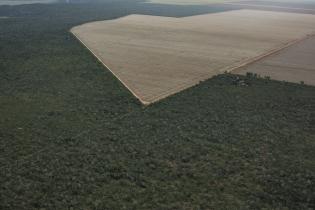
[234,35,315,85]
[71,10,315,104]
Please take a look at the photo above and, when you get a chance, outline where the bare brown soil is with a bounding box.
[71,10,315,104]
[224,2,315,13]
[146,0,237,5]
[234,35,315,85]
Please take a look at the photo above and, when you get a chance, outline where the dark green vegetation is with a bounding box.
[1,1,315,209]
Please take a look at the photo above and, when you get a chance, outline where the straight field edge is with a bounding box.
[70,28,151,105]
[70,26,315,106]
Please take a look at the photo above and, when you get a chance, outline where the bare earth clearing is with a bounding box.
[71,10,315,104]
[224,2,315,13]
[234,35,315,85]
[145,0,236,5]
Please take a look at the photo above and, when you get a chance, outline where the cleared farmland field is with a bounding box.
[234,35,315,85]
[71,10,315,104]
[146,0,236,5]
[1,1,315,209]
